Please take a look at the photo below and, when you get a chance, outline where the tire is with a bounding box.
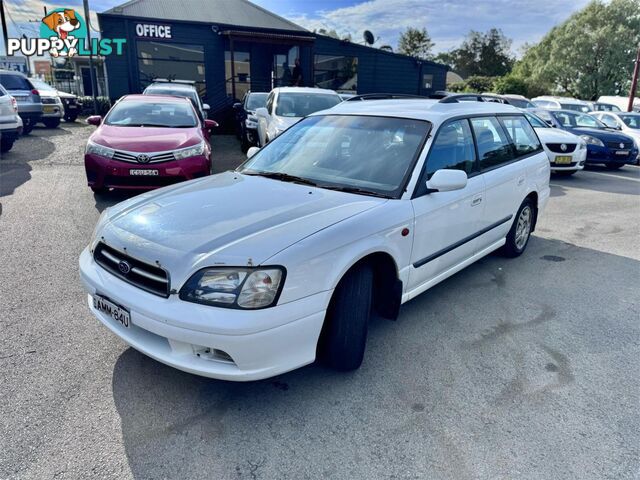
[0,136,15,153]
[502,198,535,258]
[43,118,61,128]
[64,115,78,123]
[318,264,373,371]
[22,120,34,135]
[91,186,107,194]
[605,163,623,170]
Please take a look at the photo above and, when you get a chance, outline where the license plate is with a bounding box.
[93,294,130,328]
[130,169,159,176]
[554,155,572,164]
[615,150,629,156]
[43,105,56,113]
[67,105,77,109]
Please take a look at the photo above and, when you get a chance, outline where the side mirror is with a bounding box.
[255,107,269,118]
[203,103,210,111]
[87,115,102,126]
[426,169,468,193]
[232,102,242,110]
[204,119,218,130]
[247,146,260,159]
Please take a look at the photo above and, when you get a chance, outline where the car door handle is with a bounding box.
[471,196,482,206]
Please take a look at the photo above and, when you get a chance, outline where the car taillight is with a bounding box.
[11,97,18,112]
[31,89,39,95]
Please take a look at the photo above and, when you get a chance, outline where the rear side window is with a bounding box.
[425,119,476,179]
[499,115,542,157]
[0,73,32,90]
[470,117,515,170]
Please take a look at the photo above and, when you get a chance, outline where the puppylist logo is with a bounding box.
[7,8,126,58]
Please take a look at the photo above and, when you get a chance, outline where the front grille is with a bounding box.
[61,98,78,107]
[94,242,170,297]
[41,97,57,104]
[606,141,633,150]
[103,175,186,188]
[546,143,577,153]
[112,150,176,164]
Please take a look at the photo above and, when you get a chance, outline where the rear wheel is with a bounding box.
[502,198,535,258]
[22,119,35,135]
[605,163,623,170]
[43,118,61,128]
[0,136,15,153]
[318,264,373,371]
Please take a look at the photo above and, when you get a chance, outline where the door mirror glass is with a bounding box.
[426,169,468,192]
[247,146,260,159]
[203,103,210,111]
[232,102,242,110]
[86,115,102,126]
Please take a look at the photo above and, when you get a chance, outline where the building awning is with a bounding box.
[221,30,315,45]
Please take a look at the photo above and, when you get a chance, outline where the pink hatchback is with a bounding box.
[84,94,217,193]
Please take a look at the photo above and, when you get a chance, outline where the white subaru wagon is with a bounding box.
[80,97,550,381]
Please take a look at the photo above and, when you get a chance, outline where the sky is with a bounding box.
[1,0,592,56]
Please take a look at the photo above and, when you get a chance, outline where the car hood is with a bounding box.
[97,171,385,282]
[567,127,633,143]
[57,90,76,99]
[91,125,202,152]
[535,127,581,143]
[275,116,300,130]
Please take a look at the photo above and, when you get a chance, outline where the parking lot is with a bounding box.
[0,122,639,479]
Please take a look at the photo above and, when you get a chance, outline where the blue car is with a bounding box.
[532,109,638,169]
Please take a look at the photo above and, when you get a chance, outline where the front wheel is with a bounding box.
[317,264,373,371]
[64,114,78,123]
[0,136,15,153]
[502,198,535,258]
[22,119,35,135]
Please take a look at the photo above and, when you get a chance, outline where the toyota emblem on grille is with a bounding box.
[118,260,131,275]
[620,143,625,149]
[560,144,567,152]
[137,154,150,164]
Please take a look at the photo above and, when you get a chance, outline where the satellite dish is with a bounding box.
[363,30,375,45]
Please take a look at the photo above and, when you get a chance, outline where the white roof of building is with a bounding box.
[315,99,522,123]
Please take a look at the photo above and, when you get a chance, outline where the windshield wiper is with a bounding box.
[321,185,392,199]
[243,170,318,186]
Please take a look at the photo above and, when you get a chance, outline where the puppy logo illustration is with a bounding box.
[41,9,81,57]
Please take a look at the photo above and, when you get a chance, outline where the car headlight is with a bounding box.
[92,208,110,240]
[174,141,205,160]
[85,139,115,159]
[580,135,604,147]
[179,267,285,309]
[578,141,587,150]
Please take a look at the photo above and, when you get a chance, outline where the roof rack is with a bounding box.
[438,93,508,104]
[345,93,428,101]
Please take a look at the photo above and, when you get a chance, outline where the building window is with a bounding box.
[314,55,357,92]
[273,46,300,88]
[423,74,434,89]
[136,41,206,97]
[225,50,251,100]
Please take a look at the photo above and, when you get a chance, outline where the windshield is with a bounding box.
[239,115,430,198]
[619,114,640,129]
[145,88,198,105]
[30,79,56,92]
[525,113,549,128]
[551,111,605,129]
[105,100,198,128]
[509,98,535,109]
[0,73,33,91]
[246,93,268,111]
[275,93,342,117]
[559,102,590,113]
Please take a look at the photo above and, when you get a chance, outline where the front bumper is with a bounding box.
[85,153,211,190]
[41,104,64,118]
[585,145,638,165]
[549,148,587,172]
[79,248,329,381]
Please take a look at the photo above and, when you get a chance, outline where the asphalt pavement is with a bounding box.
[1,122,639,480]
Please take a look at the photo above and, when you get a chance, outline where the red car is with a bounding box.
[84,94,217,193]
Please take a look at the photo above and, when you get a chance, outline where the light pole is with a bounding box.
[83,0,99,115]
[1,0,10,56]
[628,45,640,113]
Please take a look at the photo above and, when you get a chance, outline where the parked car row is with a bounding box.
[0,68,82,154]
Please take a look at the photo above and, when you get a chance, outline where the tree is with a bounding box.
[513,0,640,99]
[435,29,514,78]
[397,27,435,60]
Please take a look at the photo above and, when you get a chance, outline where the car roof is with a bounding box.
[146,82,196,91]
[274,87,339,95]
[121,94,192,103]
[0,69,28,77]
[312,99,522,122]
